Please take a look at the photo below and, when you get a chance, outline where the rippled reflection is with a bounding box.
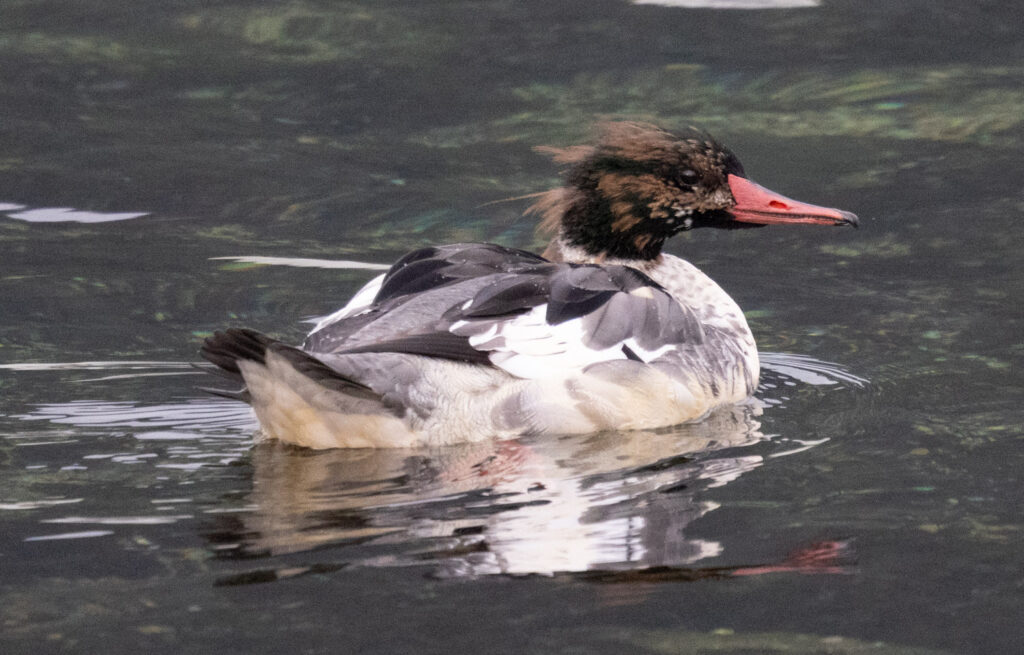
[14,398,256,435]
[210,404,773,576]
[200,353,863,578]
[6,354,863,576]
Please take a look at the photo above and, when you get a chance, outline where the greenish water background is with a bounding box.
[1,1,1022,653]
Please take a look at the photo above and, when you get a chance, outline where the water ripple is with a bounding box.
[3,354,864,579]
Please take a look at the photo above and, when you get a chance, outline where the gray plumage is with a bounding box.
[199,122,855,448]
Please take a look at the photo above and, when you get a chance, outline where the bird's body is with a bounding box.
[201,123,856,449]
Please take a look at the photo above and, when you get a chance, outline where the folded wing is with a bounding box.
[304,243,705,379]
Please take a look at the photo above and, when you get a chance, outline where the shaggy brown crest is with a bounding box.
[527,122,742,260]
[529,122,693,235]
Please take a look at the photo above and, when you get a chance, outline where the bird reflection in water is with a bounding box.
[206,402,851,581]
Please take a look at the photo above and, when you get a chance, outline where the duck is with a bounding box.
[200,122,857,449]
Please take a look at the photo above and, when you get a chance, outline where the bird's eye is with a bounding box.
[679,169,700,185]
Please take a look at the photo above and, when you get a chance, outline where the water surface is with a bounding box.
[2,1,1022,653]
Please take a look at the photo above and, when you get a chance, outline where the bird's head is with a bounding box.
[530,122,857,261]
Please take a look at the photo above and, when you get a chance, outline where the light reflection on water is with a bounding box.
[14,398,256,433]
[226,405,766,577]
[1,202,149,223]
[4,354,863,578]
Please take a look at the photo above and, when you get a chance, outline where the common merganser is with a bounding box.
[201,122,857,449]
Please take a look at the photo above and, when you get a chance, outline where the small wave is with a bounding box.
[759,352,868,389]
[24,530,115,542]
[633,0,819,8]
[13,399,255,433]
[211,256,390,270]
[2,204,148,223]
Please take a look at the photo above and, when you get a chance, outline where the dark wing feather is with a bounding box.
[453,274,553,319]
[301,245,704,379]
[545,266,625,325]
[446,263,706,377]
[331,332,492,365]
[374,243,549,305]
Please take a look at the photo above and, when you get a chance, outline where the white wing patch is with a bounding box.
[451,305,681,380]
[309,273,385,335]
[302,250,708,384]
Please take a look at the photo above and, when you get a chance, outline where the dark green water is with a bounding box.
[1,1,1022,653]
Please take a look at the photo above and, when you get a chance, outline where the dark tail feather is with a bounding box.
[196,385,252,402]
[197,328,272,402]
[191,361,252,402]
[199,327,380,403]
[190,361,238,381]
[201,328,275,378]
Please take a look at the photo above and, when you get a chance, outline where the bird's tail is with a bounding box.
[198,328,380,403]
